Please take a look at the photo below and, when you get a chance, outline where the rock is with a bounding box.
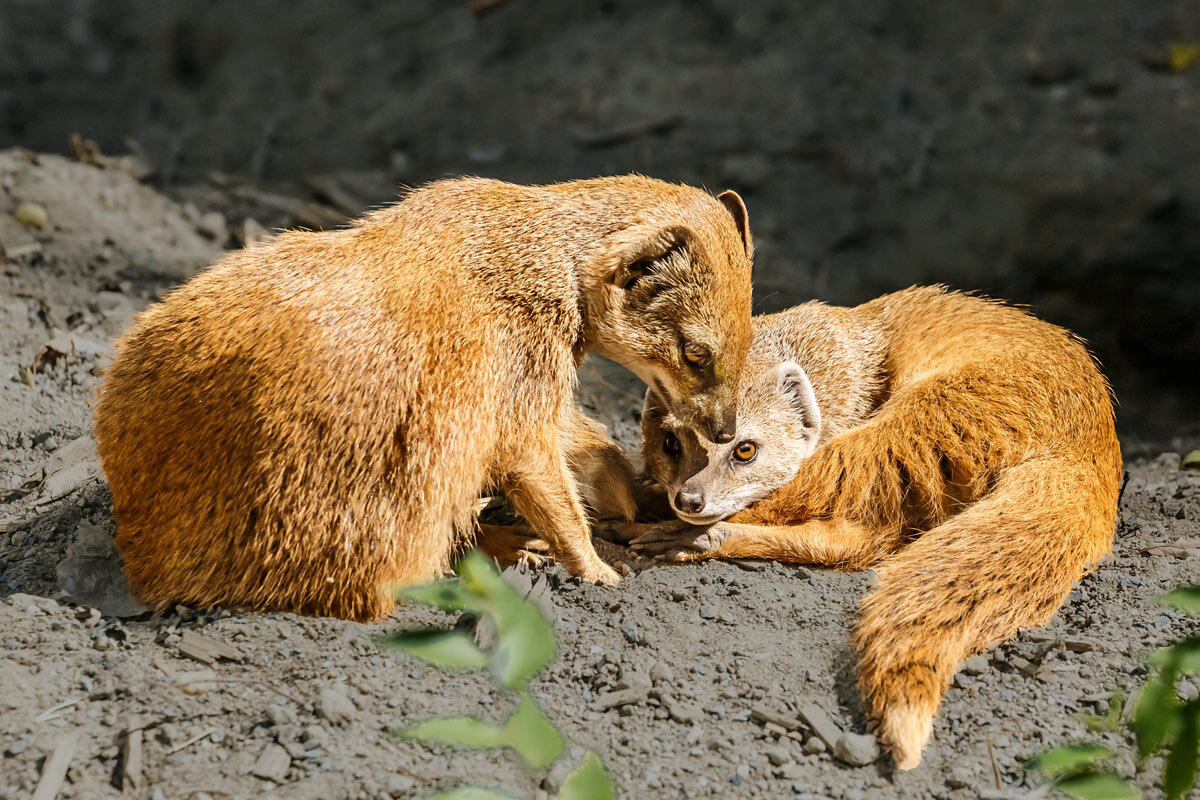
[833,732,879,766]
[962,655,989,675]
[593,687,649,710]
[946,764,975,789]
[764,744,790,766]
[315,685,357,725]
[250,742,291,781]
[301,725,326,743]
[615,670,652,691]
[13,202,49,229]
[649,662,675,684]
[7,592,58,613]
[667,700,703,724]
[795,701,842,749]
[803,736,826,755]
[699,604,717,620]
[620,620,641,645]
[266,704,299,726]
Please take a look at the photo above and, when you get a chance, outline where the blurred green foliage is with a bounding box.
[380,550,615,799]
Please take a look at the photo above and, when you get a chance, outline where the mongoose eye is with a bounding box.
[683,342,710,366]
[662,432,682,458]
[732,441,757,463]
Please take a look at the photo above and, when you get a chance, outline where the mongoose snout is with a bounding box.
[94,175,755,621]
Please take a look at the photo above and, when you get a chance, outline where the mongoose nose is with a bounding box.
[674,490,705,514]
[712,426,735,444]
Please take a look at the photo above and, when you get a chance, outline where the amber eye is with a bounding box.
[663,432,682,458]
[683,342,710,366]
[732,441,757,463]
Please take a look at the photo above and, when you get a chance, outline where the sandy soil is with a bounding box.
[2,149,1200,799]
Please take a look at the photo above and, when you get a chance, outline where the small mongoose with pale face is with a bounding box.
[94,175,754,621]
[626,286,1121,770]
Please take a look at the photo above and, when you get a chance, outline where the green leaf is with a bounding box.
[500,692,563,769]
[401,579,484,612]
[396,715,506,749]
[1134,672,1181,758]
[424,788,519,800]
[1054,771,1142,800]
[456,552,556,687]
[1164,587,1200,614]
[1164,705,1200,800]
[1149,638,1200,674]
[377,630,489,670]
[1025,744,1114,775]
[555,751,615,800]
[393,693,562,770]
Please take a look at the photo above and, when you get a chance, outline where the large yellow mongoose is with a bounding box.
[94,176,754,621]
[630,286,1121,769]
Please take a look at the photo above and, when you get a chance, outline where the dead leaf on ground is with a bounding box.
[1142,538,1200,558]
[32,331,113,371]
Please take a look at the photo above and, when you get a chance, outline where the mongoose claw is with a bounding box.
[629,521,730,560]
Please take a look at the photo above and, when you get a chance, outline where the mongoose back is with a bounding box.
[94,175,754,621]
[632,286,1121,769]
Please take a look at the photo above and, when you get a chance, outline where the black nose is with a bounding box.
[674,489,705,514]
[710,411,737,444]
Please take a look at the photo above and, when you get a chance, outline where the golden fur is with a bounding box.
[633,286,1121,769]
[94,176,754,621]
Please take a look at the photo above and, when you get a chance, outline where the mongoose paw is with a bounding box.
[629,521,730,561]
[577,560,621,585]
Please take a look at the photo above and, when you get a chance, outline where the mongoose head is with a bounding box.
[587,188,754,444]
[641,359,822,524]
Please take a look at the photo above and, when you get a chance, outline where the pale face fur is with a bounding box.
[641,360,822,524]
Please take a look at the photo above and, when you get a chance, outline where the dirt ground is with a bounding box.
[2,2,1200,798]
[1,149,1200,799]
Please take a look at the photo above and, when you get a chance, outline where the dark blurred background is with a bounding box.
[1,0,1197,448]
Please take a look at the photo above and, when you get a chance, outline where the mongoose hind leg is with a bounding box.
[504,442,620,584]
[474,524,552,568]
[562,409,638,523]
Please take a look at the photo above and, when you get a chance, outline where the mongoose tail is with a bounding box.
[855,454,1117,769]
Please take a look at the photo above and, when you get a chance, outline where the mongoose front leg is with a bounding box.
[506,448,621,584]
[474,524,552,569]
[631,518,887,569]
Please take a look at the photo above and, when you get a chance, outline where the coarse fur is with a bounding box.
[94,175,754,622]
[630,286,1121,769]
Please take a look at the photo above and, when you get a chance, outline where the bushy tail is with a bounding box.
[853,455,1117,769]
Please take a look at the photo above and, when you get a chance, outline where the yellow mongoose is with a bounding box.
[94,176,754,621]
[630,286,1121,769]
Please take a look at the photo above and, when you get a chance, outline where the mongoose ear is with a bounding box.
[716,190,753,261]
[774,361,821,442]
[603,226,689,291]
